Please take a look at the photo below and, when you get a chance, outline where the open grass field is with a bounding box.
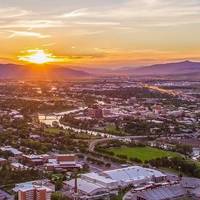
[45,127,61,134]
[109,146,180,162]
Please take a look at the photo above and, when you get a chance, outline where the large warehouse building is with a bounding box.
[102,166,166,186]
[64,166,167,199]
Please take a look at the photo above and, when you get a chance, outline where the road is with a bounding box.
[88,135,150,152]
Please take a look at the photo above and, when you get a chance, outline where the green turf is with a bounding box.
[44,127,61,135]
[109,146,179,162]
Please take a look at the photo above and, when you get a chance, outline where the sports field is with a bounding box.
[109,146,179,162]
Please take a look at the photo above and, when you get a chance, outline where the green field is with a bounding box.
[109,146,179,162]
[45,127,61,134]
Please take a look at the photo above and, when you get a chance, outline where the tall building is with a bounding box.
[13,180,54,200]
[18,187,52,200]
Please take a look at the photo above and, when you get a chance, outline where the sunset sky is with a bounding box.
[0,0,200,67]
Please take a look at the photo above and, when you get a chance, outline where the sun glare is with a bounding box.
[18,49,62,64]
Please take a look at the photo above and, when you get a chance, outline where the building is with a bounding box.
[18,186,52,200]
[45,154,81,171]
[57,154,75,163]
[64,178,112,200]
[11,162,29,171]
[22,154,49,167]
[124,177,200,200]
[0,146,23,157]
[124,184,186,200]
[13,180,55,200]
[0,158,7,166]
[64,166,166,199]
[81,172,118,190]
[102,166,166,187]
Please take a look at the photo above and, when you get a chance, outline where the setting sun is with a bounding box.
[18,49,63,64]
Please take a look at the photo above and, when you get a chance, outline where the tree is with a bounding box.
[14,194,18,200]
[105,163,111,168]
[51,192,69,200]
[175,144,192,155]
[55,180,63,191]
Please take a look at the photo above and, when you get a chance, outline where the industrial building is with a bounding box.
[81,172,118,189]
[64,166,166,199]
[123,177,200,200]
[124,184,186,200]
[103,166,166,186]
[65,178,113,199]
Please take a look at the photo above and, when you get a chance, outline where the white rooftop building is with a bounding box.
[66,178,108,196]
[103,166,166,186]
[0,146,23,156]
[11,163,29,170]
[81,172,118,189]
[64,166,166,199]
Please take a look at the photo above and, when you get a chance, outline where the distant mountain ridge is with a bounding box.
[0,60,199,79]
[0,64,91,79]
[117,60,200,75]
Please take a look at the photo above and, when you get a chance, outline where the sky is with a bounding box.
[0,0,200,67]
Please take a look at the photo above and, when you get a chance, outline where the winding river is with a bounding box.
[38,107,116,138]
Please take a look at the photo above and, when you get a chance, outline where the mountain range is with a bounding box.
[0,60,199,79]
[0,64,90,79]
[116,60,200,75]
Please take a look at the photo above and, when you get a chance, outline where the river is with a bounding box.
[38,107,116,138]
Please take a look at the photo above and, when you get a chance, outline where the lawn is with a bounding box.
[44,127,61,135]
[109,146,179,162]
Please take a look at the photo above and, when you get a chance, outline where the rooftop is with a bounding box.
[66,178,107,195]
[103,166,166,182]
[82,172,117,184]
[131,184,185,200]
[13,179,54,193]
[0,146,22,155]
